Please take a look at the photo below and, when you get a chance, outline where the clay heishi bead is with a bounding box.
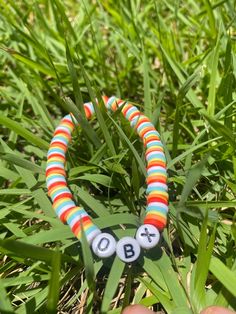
[92,233,117,258]
[87,229,102,245]
[116,237,141,263]
[136,224,160,249]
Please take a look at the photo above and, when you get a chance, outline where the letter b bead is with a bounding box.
[92,233,116,258]
[116,237,141,262]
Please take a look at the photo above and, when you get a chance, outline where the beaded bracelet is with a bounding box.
[46,96,168,263]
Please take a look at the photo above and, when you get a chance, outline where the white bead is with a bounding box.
[116,237,141,263]
[92,233,116,258]
[136,224,160,249]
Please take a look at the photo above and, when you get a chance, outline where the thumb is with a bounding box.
[122,305,156,314]
[200,306,236,314]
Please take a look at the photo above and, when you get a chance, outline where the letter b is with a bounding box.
[124,244,135,258]
[116,237,141,262]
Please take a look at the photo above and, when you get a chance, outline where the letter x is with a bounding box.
[141,227,156,243]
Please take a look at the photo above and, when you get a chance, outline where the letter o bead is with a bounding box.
[136,224,160,249]
[116,237,141,263]
[92,233,117,258]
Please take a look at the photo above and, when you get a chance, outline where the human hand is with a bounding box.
[122,304,236,314]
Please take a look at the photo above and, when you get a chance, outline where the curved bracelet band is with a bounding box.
[46,96,168,263]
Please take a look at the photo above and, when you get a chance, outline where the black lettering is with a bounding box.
[98,237,110,251]
[124,244,135,259]
[141,227,156,243]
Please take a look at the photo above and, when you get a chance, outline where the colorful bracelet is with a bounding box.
[46,96,168,263]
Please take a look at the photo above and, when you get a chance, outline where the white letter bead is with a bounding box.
[136,224,160,249]
[116,237,141,263]
[92,233,116,258]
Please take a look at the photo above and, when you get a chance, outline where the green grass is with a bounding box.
[0,0,236,313]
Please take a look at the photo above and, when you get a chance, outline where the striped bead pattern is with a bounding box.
[46,96,168,244]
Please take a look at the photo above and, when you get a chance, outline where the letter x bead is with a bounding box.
[136,224,160,249]
[116,237,141,263]
[92,233,117,258]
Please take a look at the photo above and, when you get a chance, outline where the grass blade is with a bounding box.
[7,50,56,77]
[202,113,236,149]
[192,215,216,312]
[178,155,208,207]
[0,278,14,314]
[107,115,146,176]
[143,45,152,118]
[101,257,125,313]
[0,153,44,174]
[65,42,85,115]
[210,257,236,298]
[207,34,220,116]
[0,238,69,263]
[62,96,101,148]
[47,248,61,314]
[0,115,49,150]
[139,277,174,313]
[76,58,116,156]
